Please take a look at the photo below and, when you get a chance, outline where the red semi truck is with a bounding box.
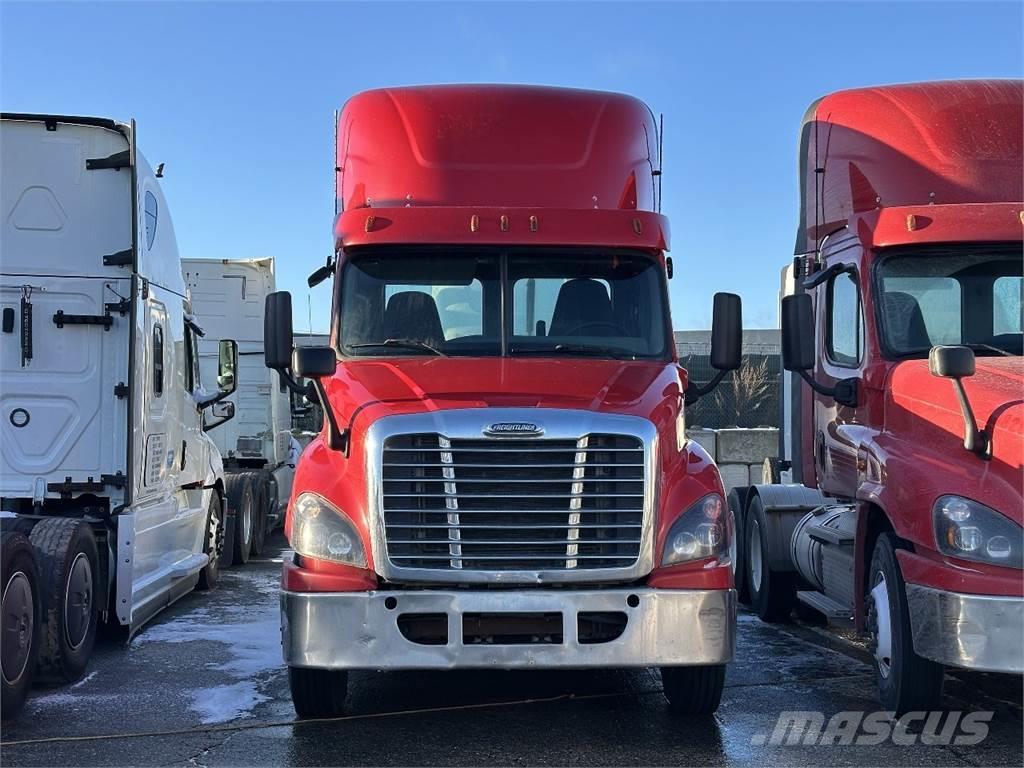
[262,85,744,717]
[732,80,1023,713]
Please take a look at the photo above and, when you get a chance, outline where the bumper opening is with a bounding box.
[578,611,628,644]
[463,612,564,645]
[397,613,448,645]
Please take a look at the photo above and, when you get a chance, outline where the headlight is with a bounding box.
[662,493,731,566]
[291,492,367,568]
[933,495,1022,569]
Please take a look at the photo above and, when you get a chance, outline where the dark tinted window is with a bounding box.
[144,191,158,249]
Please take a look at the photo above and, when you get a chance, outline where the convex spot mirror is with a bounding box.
[293,346,336,378]
[204,399,235,432]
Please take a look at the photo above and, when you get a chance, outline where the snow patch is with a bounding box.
[190,681,271,725]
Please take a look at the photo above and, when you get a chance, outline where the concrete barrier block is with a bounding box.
[686,429,717,459]
[749,463,763,485]
[716,428,778,464]
[718,463,750,492]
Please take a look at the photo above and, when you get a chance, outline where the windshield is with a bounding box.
[337,249,670,359]
[875,244,1023,358]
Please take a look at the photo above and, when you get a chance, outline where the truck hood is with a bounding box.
[887,356,1023,475]
[323,357,683,432]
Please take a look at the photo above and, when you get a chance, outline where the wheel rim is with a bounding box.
[65,552,93,650]
[2,571,34,685]
[749,517,763,593]
[208,505,221,564]
[241,498,253,546]
[870,572,893,678]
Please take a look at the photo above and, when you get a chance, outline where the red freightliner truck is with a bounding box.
[732,80,1023,713]
[261,85,744,717]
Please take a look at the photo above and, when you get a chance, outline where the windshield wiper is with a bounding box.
[510,343,637,360]
[346,339,447,357]
[961,342,1014,357]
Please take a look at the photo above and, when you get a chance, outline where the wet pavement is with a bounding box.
[2,533,1021,767]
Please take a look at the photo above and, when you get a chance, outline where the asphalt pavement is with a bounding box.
[2,533,1020,767]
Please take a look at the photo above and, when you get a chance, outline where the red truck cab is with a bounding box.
[263,86,743,718]
[734,80,1023,714]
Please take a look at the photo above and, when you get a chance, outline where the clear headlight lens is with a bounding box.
[933,495,1022,569]
[291,492,367,568]
[662,493,731,566]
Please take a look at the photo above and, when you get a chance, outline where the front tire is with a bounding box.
[249,472,270,557]
[29,519,99,683]
[868,533,944,714]
[745,497,796,622]
[727,490,749,604]
[2,531,41,719]
[198,493,224,591]
[289,666,348,719]
[660,665,725,715]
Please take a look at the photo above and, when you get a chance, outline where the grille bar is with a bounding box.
[382,431,645,573]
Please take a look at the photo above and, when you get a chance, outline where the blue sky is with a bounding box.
[2,1,1021,332]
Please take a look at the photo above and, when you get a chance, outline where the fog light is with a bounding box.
[328,531,353,558]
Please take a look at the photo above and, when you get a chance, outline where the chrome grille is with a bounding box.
[382,433,645,571]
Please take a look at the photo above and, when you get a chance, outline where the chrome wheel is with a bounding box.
[749,516,763,593]
[870,571,893,679]
[1,571,34,685]
[64,553,93,651]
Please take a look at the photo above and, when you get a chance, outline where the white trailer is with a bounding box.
[0,114,238,717]
[182,258,294,564]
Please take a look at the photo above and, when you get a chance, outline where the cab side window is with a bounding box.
[826,270,864,367]
[184,325,201,392]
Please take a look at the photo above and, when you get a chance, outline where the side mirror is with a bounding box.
[929,344,975,379]
[217,339,238,396]
[203,400,235,432]
[781,294,815,371]
[710,292,742,371]
[293,346,336,378]
[929,345,987,455]
[264,291,294,369]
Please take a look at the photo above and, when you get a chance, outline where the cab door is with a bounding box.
[813,255,866,499]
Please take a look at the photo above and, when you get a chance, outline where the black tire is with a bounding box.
[289,666,348,719]
[868,533,944,714]
[197,493,224,591]
[727,489,749,604]
[228,474,255,566]
[29,519,99,683]
[2,531,41,719]
[745,497,796,622]
[660,665,726,715]
[249,472,270,558]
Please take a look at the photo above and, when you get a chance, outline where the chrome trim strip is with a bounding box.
[906,583,1024,674]
[365,408,658,585]
[282,588,735,670]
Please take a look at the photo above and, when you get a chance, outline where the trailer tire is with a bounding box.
[660,665,725,715]
[29,519,99,683]
[727,490,749,604]
[745,497,795,622]
[249,472,270,558]
[228,474,255,566]
[289,666,348,719]
[868,533,944,714]
[2,531,41,719]
[197,493,224,591]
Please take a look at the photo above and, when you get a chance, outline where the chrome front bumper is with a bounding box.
[282,588,736,670]
[907,584,1024,674]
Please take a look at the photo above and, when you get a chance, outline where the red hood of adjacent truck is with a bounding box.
[323,357,682,431]
[887,357,1024,503]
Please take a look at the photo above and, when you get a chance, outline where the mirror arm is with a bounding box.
[794,370,859,408]
[949,379,989,456]
[684,368,728,405]
[309,377,347,453]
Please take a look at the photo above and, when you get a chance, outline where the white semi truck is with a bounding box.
[0,114,238,718]
[182,258,294,564]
